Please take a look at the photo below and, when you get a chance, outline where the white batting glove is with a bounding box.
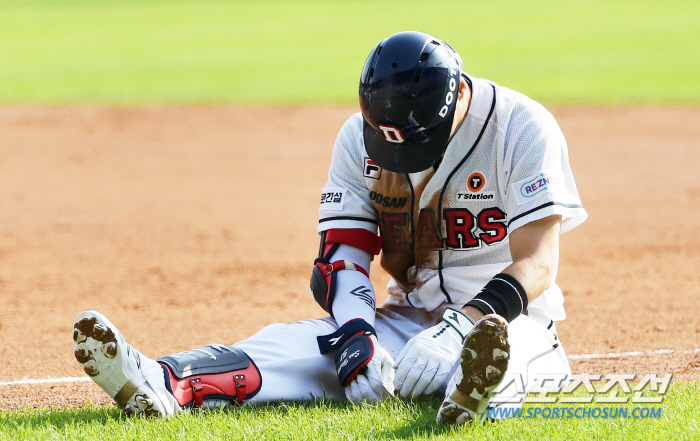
[393,308,474,398]
[344,335,395,403]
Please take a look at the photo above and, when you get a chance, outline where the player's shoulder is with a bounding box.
[470,77,556,128]
[332,112,366,159]
[339,112,364,138]
[500,85,558,132]
[334,113,364,148]
[480,79,562,145]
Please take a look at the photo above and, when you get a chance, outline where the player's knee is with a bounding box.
[158,345,261,409]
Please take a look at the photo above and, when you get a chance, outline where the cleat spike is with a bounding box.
[73,329,87,344]
[101,342,117,358]
[74,346,92,364]
[83,360,99,376]
[485,365,502,381]
[123,404,137,417]
[492,348,509,361]
[144,408,162,418]
[93,324,107,339]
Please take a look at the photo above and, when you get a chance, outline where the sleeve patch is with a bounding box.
[511,170,565,206]
[319,187,347,211]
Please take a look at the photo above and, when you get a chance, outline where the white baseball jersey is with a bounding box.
[318,75,587,321]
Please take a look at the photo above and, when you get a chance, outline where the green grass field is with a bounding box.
[0,0,698,105]
[1,1,699,439]
[1,383,698,440]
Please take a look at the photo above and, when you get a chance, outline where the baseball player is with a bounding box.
[72,31,587,424]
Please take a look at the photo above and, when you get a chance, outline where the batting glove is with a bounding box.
[342,334,395,403]
[393,308,474,398]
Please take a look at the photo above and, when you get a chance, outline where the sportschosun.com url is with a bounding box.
[488,406,663,419]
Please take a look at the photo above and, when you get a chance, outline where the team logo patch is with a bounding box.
[363,157,382,180]
[457,171,495,201]
[511,170,565,206]
[319,187,347,211]
[377,124,405,143]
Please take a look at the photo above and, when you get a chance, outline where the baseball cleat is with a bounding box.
[72,310,181,417]
[437,314,509,425]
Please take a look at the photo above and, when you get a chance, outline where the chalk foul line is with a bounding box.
[0,348,699,386]
[567,347,700,360]
[0,377,92,386]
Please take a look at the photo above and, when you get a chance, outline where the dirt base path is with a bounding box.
[0,106,698,409]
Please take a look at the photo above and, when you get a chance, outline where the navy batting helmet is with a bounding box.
[359,31,463,173]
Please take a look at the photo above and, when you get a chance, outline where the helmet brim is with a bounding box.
[363,104,456,174]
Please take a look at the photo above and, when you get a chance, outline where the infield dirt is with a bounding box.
[0,106,698,409]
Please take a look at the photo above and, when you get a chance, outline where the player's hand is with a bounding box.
[393,308,474,398]
[340,334,395,403]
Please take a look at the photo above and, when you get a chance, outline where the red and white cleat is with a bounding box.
[437,314,510,425]
[72,310,181,417]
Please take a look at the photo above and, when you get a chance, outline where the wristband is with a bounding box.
[316,318,376,354]
[335,333,374,387]
[465,273,528,322]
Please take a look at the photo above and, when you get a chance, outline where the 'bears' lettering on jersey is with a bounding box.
[377,207,508,254]
[369,191,407,209]
[416,209,443,249]
[443,209,480,250]
[477,208,507,244]
[379,212,411,254]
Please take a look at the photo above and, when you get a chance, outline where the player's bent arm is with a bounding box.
[462,215,562,323]
[311,231,395,402]
[310,228,382,324]
[504,214,562,301]
[329,245,376,326]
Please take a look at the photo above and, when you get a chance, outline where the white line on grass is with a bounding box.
[1,348,698,386]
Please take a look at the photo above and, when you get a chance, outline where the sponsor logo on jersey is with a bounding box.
[319,187,346,211]
[363,157,382,180]
[511,170,565,206]
[467,172,486,192]
[369,191,407,209]
[457,193,495,200]
[458,171,495,201]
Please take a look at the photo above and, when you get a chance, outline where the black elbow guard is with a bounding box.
[310,259,369,315]
[310,258,336,314]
